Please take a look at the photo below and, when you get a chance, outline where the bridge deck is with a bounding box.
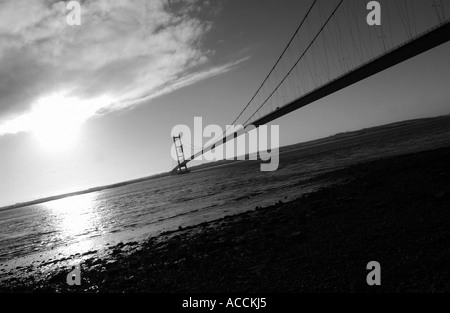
[173,21,450,173]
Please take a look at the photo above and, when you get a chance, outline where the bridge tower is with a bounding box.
[172,135,190,174]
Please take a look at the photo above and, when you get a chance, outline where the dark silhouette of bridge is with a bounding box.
[172,0,450,174]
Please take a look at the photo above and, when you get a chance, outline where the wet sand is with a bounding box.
[1,146,450,292]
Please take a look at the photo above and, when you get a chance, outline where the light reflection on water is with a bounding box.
[44,193,99,238]
[1,117,450,273]
[39,193,102,257]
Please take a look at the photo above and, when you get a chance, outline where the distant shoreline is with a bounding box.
[3,143,450,292]
[0,172,171,212]
[1,114,447,212]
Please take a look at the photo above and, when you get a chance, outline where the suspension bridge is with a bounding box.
[172,0,450,174]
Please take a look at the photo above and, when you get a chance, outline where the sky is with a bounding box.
[0,0,449,207]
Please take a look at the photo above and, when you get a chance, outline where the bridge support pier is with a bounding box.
[173,135,190,175]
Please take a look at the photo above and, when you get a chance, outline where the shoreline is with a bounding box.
[2,115,447,212]
[1,145,450,292]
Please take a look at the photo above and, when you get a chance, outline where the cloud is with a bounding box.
[108,56,249,112]
[0,0,244,135]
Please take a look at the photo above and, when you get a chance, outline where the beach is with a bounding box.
[0,0,449,298]
[2,145,449,293]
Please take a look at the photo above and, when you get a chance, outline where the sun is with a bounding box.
[34,117,80,152]
[31,93,111,152]
[32,94,83,152]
